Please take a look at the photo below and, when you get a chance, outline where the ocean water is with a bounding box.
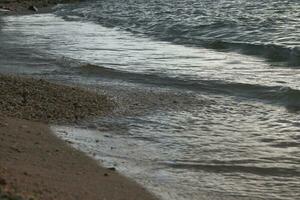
[0,0,300,200]
[57,0,300,66]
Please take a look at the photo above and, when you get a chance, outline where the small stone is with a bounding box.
[10,146,21,153]
[0,177,6,185]
[87,123,97,129]
[0,8,11,12]
[0,122,8,127]
[107,167,116,171]
[20,125,28,129]
[104,173,109,176]
[28,5,38,12]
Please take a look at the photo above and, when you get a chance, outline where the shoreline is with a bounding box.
[1,0,299,199]
[0,117,157,200]
[0,0,160,196]
[0,74,158,200]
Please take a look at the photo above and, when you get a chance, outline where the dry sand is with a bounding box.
[0,74,158,200]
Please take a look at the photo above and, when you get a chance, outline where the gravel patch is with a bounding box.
[0,74,113,123]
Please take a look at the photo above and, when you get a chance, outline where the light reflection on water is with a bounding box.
[1,14,300,90]
[0,13,300,200]
[53,96,300,200]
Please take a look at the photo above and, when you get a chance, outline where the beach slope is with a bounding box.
[0,74,157,200]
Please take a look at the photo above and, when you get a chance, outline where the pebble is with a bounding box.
[0,122,8,127]
[87,123,98,129]
[20,125,28,129]
[10,146,21,153]
[0,177,6,185]
[107,167,116,171]
[28,5,38,12]
[0,74,113,124]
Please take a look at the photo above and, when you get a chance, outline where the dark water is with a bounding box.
[0,0,300,200]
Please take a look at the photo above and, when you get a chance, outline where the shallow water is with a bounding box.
[1,14,300,110]
[0,2,299,200]
[53,98,300,200]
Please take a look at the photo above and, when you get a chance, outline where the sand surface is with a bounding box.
[0,74,157,200]
[0,117,157,200]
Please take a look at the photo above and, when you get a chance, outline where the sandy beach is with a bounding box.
[0,118,157,200]
[2,0,299,199]
[0,1,158,198]
[0,74,158,200]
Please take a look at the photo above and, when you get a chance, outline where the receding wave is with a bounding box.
[203,42,300,67]
[164,161,300,177]
[79,64,300,111]
[55,0,300,67]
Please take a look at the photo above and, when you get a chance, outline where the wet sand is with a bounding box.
[0,74,158,200]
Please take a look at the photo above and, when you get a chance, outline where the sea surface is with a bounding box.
[0,0,300,200]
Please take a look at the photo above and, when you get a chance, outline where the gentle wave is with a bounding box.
[163,161,300,177]
[55,0,300,67]
[79,64,300,111]
[2,10,300,200]
[202,41,300,67]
